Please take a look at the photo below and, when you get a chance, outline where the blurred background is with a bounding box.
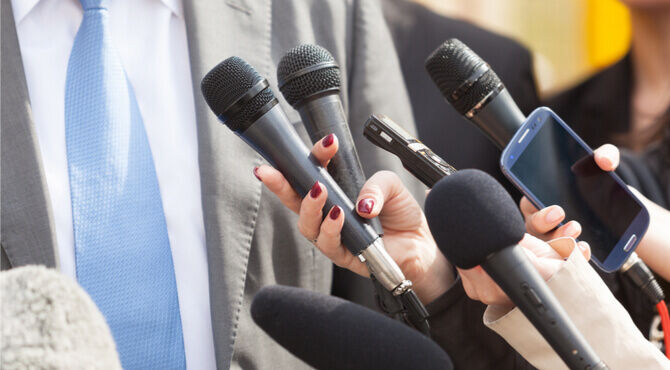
[416,0,631,97]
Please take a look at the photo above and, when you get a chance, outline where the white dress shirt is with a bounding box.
[11,0,216,368]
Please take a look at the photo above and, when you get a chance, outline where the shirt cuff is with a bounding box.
[483,249,669,370]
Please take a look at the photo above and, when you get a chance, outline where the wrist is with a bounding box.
[413,247,454,304]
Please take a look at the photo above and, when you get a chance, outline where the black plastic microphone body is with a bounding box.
[467,89,525,149]
[277,44,383,235]
[295,94,347,139]
[296,95,378,206]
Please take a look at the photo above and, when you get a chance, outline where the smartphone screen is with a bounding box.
[502,108,648,271]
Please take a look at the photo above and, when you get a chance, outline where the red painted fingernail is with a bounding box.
[253,167,262,181]
[322,133,335,147]
[329,206,341,220]
[357,198,374,214]
[310,181,322,198]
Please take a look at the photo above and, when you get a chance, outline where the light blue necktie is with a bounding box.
[65,0,186,368]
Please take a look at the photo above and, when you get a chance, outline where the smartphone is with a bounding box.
[500,107,649,272]
[363,114,457,188]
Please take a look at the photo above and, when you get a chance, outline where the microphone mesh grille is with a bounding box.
[277,44,340,107]
[425,39,502,115]
[201,56,275,131]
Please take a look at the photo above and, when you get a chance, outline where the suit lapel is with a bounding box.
[1,0,58,268]
[183,0,273,367]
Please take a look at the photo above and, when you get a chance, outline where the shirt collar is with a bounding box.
[160,0,183,18]
[11,0,183,23]
[11,0,40,24]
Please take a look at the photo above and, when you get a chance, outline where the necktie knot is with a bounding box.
[80,0,108,10]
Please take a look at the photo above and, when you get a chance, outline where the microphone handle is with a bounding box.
[241,104,377,255]
[483,246,607,370]
[298,95,384,235]
[469,89,525,149]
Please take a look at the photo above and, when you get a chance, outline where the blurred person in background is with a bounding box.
[548,0,670,205]
[383,0,540,199]
[547,0,670,344]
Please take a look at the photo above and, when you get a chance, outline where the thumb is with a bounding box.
[355,171,402,219]
[356,171,424,230]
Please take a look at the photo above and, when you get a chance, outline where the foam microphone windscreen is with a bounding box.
[1,266,121,369]
[251,285,452,370]
[425,169,526,269]
[276,44,340,107]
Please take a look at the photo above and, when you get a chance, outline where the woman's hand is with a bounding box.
[255,134,453,303]
[459,235,591,308]
[519,144,620,250]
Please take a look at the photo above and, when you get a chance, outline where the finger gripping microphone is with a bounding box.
[251,285,452,370]
[277,44,384,236]
[425,170,607,370]
[200,57,416,301]
[425,39,525,149]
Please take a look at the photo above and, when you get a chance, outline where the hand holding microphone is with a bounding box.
[200,56,430,331]
[257,159,453,304]
[425,170,606,369]
[457,234,589,308]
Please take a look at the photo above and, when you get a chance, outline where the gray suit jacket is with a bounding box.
[1,0,422,368]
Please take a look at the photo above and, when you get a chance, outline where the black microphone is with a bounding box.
[425,38,525,149]
[424,170,607,370]
[251,285,452,370]
[277,44,384,236]
[200,57,420,305]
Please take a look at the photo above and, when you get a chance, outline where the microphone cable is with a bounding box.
[370,275,430,336]
[657,300,670,359]
[620,252,669,358]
